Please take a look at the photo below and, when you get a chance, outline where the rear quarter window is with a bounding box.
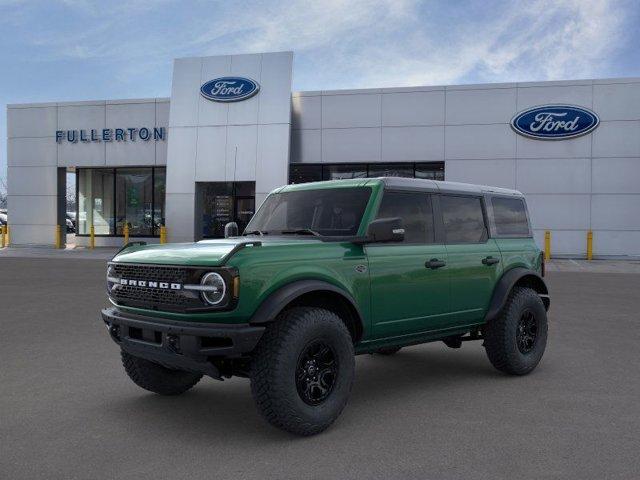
[491,197,531,236]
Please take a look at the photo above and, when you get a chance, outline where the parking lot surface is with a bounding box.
[1,257,639,479]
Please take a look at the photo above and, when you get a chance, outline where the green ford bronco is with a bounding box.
[102,177,550,435]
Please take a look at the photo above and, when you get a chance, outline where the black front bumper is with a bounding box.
[101,307,265,379]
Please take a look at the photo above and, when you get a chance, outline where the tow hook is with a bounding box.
[106,323,120,342]
[166,334,180,353]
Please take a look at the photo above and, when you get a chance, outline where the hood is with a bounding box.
[112,236,321,266]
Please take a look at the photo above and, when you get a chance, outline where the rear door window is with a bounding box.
[491,197,530,236]
[376,191,434,243]
[441,195,487,244]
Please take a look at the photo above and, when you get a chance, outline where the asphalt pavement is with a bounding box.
[1,257,639,479]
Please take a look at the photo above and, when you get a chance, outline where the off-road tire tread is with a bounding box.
[250,307,354,436]
[121,351,202,395]
[484,286,547,375]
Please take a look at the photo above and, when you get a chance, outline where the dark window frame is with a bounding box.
[76,166,166,238]
[439,194,490,245]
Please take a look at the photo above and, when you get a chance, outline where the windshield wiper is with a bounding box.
[280,228,322,237]
[243,230,267,236]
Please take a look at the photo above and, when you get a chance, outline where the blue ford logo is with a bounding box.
[511,105,599,140]
[200,77,260,102]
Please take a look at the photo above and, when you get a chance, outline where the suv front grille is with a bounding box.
[109,264,195,312]
[108,262,237,313]
[111,264,188,284]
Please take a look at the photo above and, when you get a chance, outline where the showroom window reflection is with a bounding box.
[77,167,166,237]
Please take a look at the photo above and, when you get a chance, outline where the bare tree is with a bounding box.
[66,178,76,212]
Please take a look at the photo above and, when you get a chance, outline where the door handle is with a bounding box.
[426,258,446,269]
[482,256,500,266]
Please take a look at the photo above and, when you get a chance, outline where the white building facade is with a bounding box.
[6,51,640,257]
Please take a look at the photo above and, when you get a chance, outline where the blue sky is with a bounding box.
[1,0,640,188]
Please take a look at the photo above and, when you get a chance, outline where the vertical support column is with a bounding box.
[57,168,67,249]
[544,230,551,261]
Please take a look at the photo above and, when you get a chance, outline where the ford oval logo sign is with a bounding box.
[200,77,260,102]
[511,105,599,140]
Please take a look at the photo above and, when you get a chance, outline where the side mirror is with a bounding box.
[365,217,404,243]
[224,222,239,238]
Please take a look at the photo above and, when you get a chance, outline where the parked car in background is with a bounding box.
[65,212,76,233]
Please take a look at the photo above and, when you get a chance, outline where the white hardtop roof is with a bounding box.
[376,177,523,196]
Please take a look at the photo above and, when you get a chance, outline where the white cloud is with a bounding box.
[3,0,631,88]
[327,0,626,88]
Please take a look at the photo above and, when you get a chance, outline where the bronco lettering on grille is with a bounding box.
[119,278,182,290]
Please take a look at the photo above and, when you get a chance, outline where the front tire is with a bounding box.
[484,287,548,375]
[121,351,202,395]
[250,307,355,436]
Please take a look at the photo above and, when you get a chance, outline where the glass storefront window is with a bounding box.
[196,182,255,239]
[78,169,114,235]
[290,164,322,184]
[153,169,166,234]
[288,162,445,184]
[77,167,165,237]
[368,163,413,178]
[116,169,153,236]
[323,164,367,180]
[415,162,445,180]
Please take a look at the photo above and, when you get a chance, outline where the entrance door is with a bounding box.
[367,191,450,338]
[196,182,255,239]
[439,194,503,326]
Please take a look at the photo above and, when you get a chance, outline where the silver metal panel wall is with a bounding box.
[165,51,293,242]
[6,99,169,246]
[291,78,640,257]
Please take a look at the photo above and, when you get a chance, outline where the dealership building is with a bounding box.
[6,51,640,257]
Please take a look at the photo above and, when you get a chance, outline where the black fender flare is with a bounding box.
[249,279,364,331]
[485,267,550,322]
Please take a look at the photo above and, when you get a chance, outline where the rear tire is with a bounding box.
[121,351,202,395]
[484,287,548,375]
[250,307,355,436]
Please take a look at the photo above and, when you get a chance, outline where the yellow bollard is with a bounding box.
[544,230,551,261]
[55,224,62,249]
[160,225,167,244]
[1,225,6,248]
[6,225,9,246]
[123,224,129,245]
[90,225,95,249]
[587,230,593,261]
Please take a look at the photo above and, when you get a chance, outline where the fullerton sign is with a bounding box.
[55,127,166,143]
[511,105,599,140]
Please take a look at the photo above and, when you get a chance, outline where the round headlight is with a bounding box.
[107,265,118,293]
[200,272,226,305]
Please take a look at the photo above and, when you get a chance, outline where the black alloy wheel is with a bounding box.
[516,309,538,354]
[296,340,338,405]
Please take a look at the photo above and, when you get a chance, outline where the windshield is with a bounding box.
[245,187,372,237]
